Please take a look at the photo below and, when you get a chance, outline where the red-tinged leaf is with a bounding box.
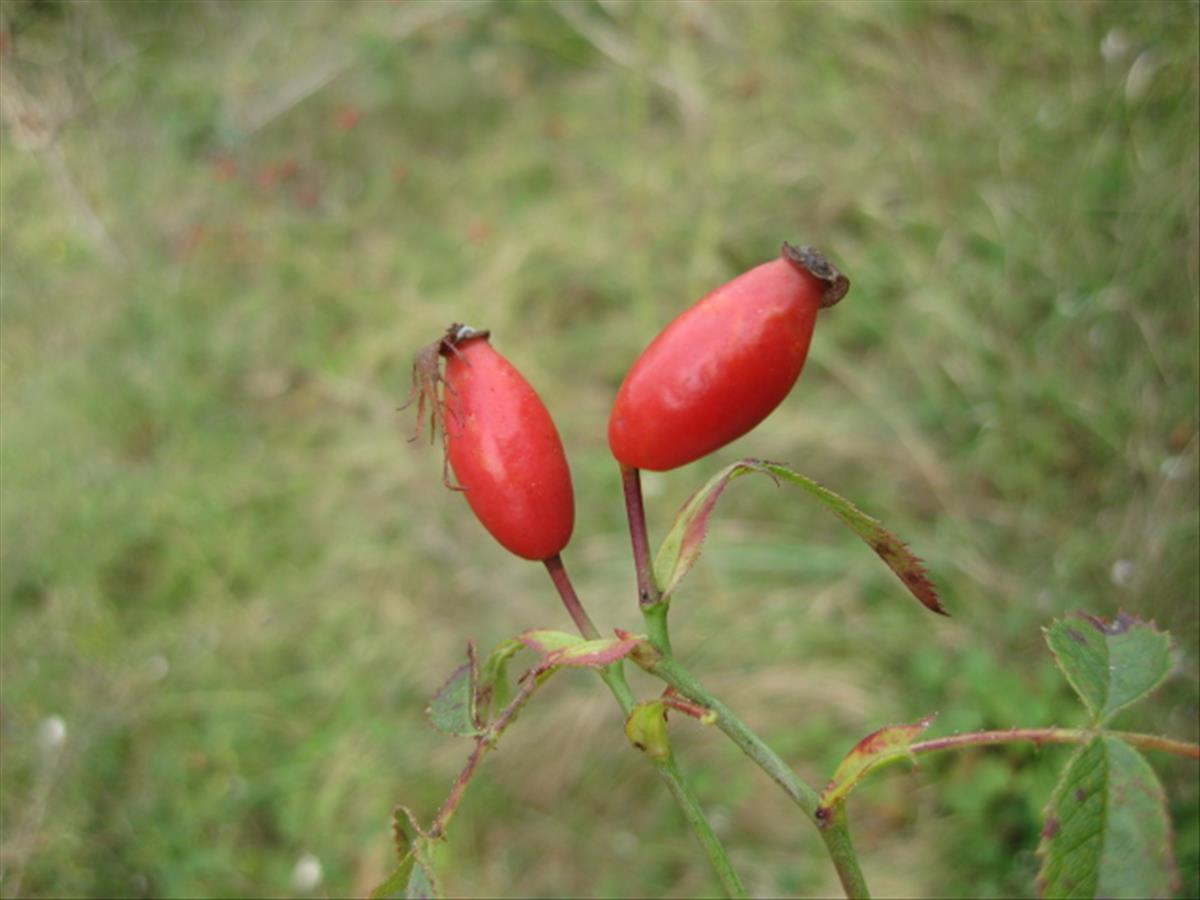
[392,805,424,859]
[653,457,946,615]
[654,461,772,599]
[541,633,643,670]
[759,462,945,615]
[516,629,583,656]
[426,642,482,737]
[818,714,937,810]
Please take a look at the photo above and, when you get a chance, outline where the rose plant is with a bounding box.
[383,245,1198,900]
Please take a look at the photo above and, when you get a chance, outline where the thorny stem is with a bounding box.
[543,554,600,640]
[910,727,1200,760]
[544,559,746,899]
[619,464,663,609]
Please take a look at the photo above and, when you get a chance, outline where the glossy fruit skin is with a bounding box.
[608,245,846,472]
[444,335,574,561]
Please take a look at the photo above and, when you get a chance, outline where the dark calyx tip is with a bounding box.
[781,243,850,309]
[439,322,491,355]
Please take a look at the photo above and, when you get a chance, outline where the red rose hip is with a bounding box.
[608,243,848,471]
[423,325,574,561]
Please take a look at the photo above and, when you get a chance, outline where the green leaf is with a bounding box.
[372,809,442,899]
[426,643,481,737]
[653,458,945,614]
[654,461,765,599]
[391,805,420,859]
[1037,735,1177,899]
[404,855,440,900]
[517,630,643,671]
[368,846,442,900]
[1044,612,1172,725]
[624,700,671,760]
[369,854,416,900]
[476,638,523,725]
[818,714,936,810]
[542,633,642,669]
[516,629,584,655]
[761,462,945,615]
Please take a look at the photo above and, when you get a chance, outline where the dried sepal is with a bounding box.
[402,323,490,490]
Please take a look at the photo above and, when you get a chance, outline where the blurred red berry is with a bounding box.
[334,105,361,132]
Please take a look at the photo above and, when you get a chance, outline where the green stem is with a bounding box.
[817,804,871,899]
[544,561,746,898]
[597,663,747,899]
[647,653,872,898]
[620,460,867,896]
[649,654,822,818]
[643,598,672,655]
[657,752,748,899]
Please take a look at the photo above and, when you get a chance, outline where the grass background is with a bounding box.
[2,1,1197,897]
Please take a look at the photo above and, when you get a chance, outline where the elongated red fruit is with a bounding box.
[435,326,574,561]
[608,243,848,471]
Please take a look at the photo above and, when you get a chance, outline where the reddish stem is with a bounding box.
[619,464,662,608]
[661,692,714,721]
[429,674,541,837]
[909,728,1200,760]
[544,554,600,640]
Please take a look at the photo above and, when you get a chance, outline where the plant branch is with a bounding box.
[544,559,745,898]
[642,598,672,655]
[909,727,1200,760]
[642,652,872,898]
[816,803,871,899]
[429,671,544,837]
[619,462,867,896]
[619,464,663,609]
[657,752,748,899]
[544,554,600,640]
[598,664,747,899]
[647,655,822,818]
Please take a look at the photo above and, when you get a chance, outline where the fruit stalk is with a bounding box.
[619,464,664,611]
[543,554,599,640]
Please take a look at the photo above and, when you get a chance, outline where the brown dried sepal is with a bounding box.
[781,242,850,308]
[402,323,490,489]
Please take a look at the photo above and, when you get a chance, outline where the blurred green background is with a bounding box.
[2,1,1197,897]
